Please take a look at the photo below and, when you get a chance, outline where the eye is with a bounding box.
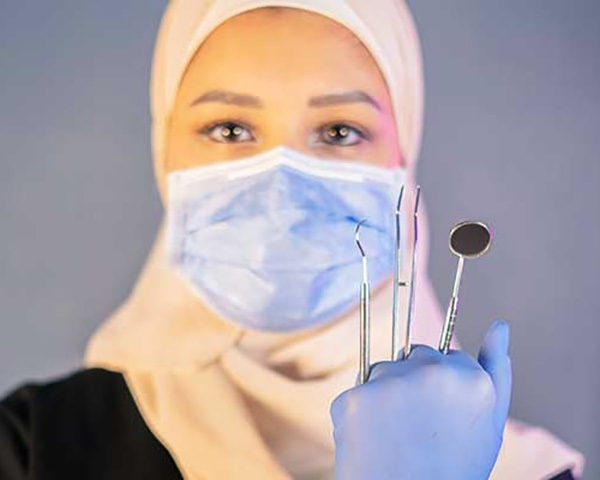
[199,120,255,143]
[317,123,369,147]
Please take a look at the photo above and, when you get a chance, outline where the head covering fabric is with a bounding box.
[84,1,584,479]
[150,0,424,191]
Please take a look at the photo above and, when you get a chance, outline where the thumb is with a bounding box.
[478,320,512,432]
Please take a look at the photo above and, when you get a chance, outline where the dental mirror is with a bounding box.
[439,221,492,353]
[449,221,491,259]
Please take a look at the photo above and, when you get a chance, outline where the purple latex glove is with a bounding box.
[331,320,512,480]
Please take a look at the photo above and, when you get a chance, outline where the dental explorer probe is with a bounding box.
[403,186,421,360]
[391,185,421,361]
[355,220,371,385]
[391,186,404,361]
[439,221,492,354]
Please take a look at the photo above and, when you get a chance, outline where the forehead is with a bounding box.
[176,7,390,103]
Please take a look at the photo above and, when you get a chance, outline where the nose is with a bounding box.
[254,112,322,158]
[259,132,309,157]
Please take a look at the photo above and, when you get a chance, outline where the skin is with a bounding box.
[163,6,403,188]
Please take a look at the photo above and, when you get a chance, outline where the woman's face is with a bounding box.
[165,7,402,178]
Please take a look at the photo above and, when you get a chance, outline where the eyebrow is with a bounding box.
[189,89,382,111]
[190,90,263,108]
[308,90,382,111]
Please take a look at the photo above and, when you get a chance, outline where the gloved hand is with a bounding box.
[330,320,512,480]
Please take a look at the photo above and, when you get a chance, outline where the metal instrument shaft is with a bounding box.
[356,220,371,384]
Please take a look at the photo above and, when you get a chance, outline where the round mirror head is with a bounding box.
[449,221,492,259]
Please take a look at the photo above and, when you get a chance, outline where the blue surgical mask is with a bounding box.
[166,146,406,332]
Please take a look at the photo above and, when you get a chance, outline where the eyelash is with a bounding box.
[197,119,370,146]
[198,119,256,143]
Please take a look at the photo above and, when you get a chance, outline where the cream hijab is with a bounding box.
[84,0,584,478]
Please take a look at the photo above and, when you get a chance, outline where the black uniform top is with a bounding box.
[0,368,575,480]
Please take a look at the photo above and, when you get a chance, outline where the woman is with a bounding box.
[0,0,584,478]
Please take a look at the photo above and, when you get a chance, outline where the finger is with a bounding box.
[446,348,485,371]
[368,345,444,382]
[477,320,512,430]
[368,360,402,382]
[405,344,443,361]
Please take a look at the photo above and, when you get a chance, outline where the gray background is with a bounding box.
[1,1,598,477]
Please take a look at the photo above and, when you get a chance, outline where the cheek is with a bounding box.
[164,117,181,172]
[165,119,197,172]
[164,115,217,172]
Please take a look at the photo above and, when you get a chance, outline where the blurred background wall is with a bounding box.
[1,1,598,477]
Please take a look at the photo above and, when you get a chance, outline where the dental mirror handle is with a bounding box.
[439,255,464,354]
[439,296,458,354]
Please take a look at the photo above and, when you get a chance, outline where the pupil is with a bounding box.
[222,123,241,138]
[328,125,348,138]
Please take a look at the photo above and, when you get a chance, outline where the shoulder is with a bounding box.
[0,368,133,448]
[6,368,138,429]
[0,368,182,479]
[2,367,129,414]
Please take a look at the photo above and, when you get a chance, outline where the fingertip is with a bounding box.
[409,344,441,357]
[330,387,352,423]
[486,319,510,355]
[367,360,388,381]
[491,319,509,334]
